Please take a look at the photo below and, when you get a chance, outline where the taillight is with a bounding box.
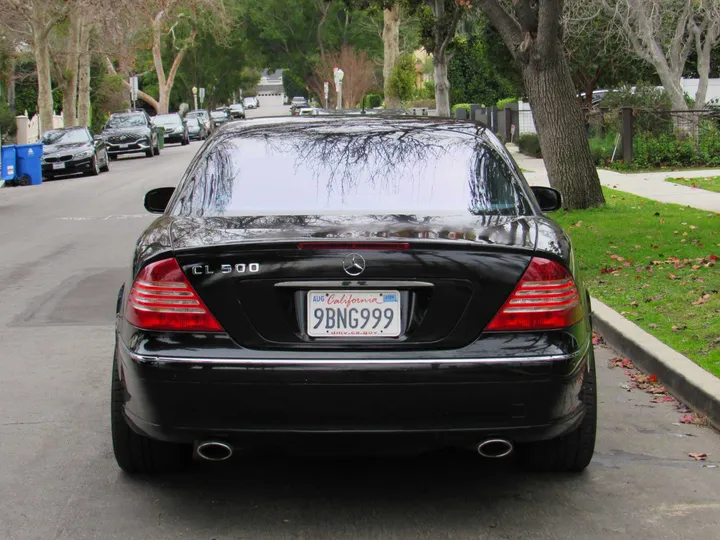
[125,258,223,332]
[485,257,583,331]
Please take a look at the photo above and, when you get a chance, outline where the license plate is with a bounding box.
[118,144,129,148]
[307,290,401,337]
[52,162,66,170]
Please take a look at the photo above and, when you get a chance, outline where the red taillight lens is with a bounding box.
[485,257,583,331]
[297,242,410,250]
[125,258,223,332]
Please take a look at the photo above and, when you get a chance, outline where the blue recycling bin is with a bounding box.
[1,144,17,181]
[15,142,44,185]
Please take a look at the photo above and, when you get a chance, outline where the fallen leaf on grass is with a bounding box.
[669,274,679,280]
[672,325,687,331]
[688,453,708,461]
[630,300,639,307]
[692,294,712,305]
[690,225,697,230]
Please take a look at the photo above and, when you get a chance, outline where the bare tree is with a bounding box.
[105,0,231,114]
[474,0,605,209]
[0,0,68,131]
[595,0,720,110]
[310,45,375,108]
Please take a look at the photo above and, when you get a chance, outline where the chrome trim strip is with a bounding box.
[120,341,586,366]
[275,280,434,288]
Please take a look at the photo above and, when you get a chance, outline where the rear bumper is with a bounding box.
[116,339,590,447]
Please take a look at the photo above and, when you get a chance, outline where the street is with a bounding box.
[1,119,719,540]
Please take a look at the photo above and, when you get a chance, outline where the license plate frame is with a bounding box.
[52,162,66,170]
[307,290,401,338]
[118,144,129,149]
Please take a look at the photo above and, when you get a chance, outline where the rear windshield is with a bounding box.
[170,121,530,218]
[154,114,181,126]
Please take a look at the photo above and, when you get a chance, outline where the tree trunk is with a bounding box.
[522,51,605,209]
[77,20,92,127]
[383,3,401,109]
[62,14,82,127]
[34,29,54,133]
[8,56,16,113]
[433,53,451,117]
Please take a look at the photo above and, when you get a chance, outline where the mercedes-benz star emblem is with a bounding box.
[342,253,366,276]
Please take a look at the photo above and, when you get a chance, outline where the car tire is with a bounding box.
[111,352,191,475]
[181,136,189,146]
[154,139,160,156]
[109,154,118,161]
[516,348,597,473]
[87,155,100,176]
[100,151,110,172]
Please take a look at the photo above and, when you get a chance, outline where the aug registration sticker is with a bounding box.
[307,290,401,337]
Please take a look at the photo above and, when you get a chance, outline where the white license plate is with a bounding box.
[118,144,129,148]
[52,162,66,170]
[307,290,401,337]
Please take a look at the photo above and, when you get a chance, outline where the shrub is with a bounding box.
[414,81,434,100]
[588,132,621,166]
[363,93,383,108]
[451,103,471,116]
[517,133,541,158]
[388,54,417,103]
[496,97,518,108]
[0,101,17,140]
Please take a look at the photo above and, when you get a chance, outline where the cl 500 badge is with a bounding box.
[191,263,260,275]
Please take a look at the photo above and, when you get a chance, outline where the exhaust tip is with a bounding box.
[196,440,233,461]
[477,439,514,458]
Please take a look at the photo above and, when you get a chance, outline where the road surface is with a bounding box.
[0,123,719,540]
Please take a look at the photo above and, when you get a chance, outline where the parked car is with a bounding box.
[228,103,246,119]
[186,117,207,141]
[41,126,110,179]
[290,96,310,115]
[210,110,231,128]
[102,111,160,159]
[186,110,213,133]
[111,116,596,475]
[152,113,190,146]
[242,97,258,109]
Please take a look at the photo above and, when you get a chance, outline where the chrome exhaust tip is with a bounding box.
[477,439,514,458]
[195,440,233,461]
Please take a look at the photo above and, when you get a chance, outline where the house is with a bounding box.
[256,69,286,107]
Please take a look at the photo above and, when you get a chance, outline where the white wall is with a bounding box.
[681,78,720,105]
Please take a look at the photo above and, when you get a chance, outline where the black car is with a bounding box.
[153,113,190,146]
[102,111,160,159]
[210,110,231,127]
[228,103,246,119]
[112,117,596,475]
[186,117,207,140]
[41,126,110,179]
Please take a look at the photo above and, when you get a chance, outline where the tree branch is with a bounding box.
[474,0,522,60]
[104,56,159,111]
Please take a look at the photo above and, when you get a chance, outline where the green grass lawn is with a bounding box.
[552,188,720,377]
[666,176,720,193]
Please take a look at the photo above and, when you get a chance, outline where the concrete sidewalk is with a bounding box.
[508,145,720,213]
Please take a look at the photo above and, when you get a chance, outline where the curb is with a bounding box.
[591,298,720,432]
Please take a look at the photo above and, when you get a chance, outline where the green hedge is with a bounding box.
[451,103,471,115]
[517,133,542,158]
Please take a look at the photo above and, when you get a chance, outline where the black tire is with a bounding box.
[517,349,597,473]
[86,155,100,176]
[153,138,160,156]
[181,135,189,146]
[145,147,154,158]
[111,352,191,474]
[109,154,118,161]
[100,151,110,172]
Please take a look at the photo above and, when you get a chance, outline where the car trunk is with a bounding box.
[171,215,538,351]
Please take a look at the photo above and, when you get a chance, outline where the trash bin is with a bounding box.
[15,142,44,185]
[1,144,17,181]
[157,127,165,150]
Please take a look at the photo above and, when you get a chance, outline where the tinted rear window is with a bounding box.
[170,120,530,218]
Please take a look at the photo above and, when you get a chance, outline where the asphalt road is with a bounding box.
[1,118,720,540]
